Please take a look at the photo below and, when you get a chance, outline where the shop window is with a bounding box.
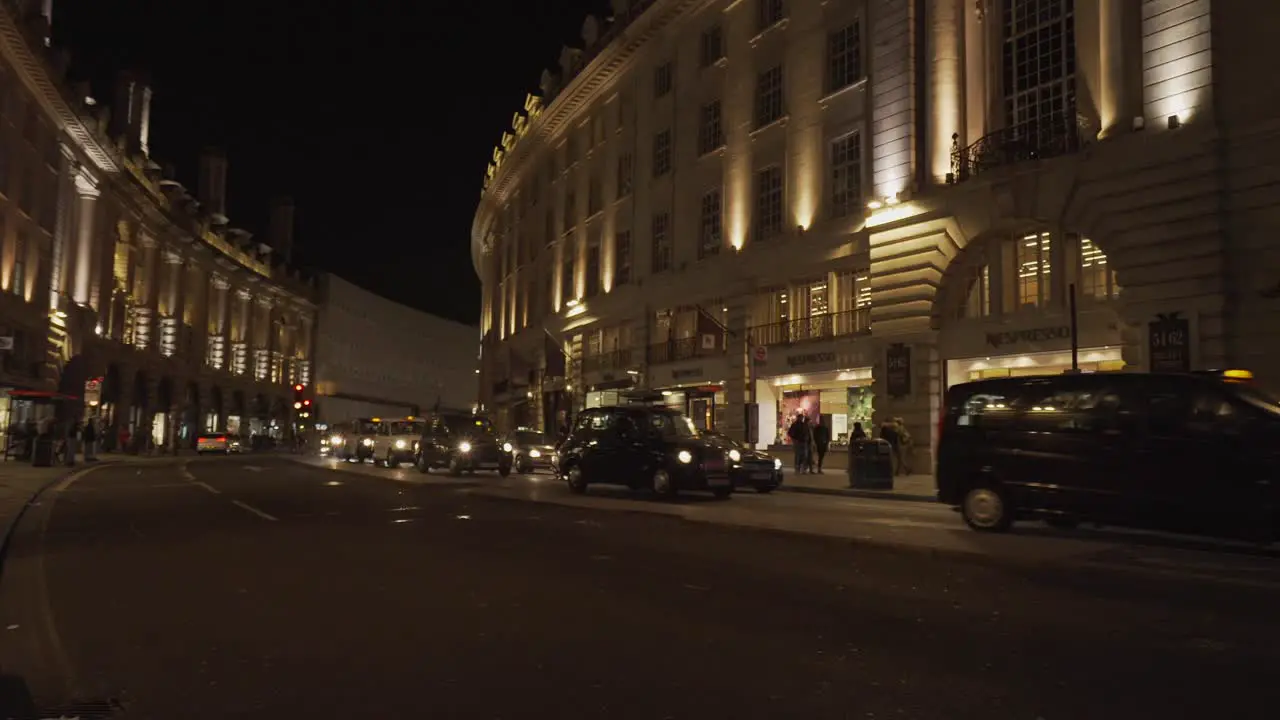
[1077,236,1120,301]
[1013,232,1051,309]
[959,264,991,319]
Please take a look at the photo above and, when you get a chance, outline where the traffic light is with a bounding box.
[293,383,307,411]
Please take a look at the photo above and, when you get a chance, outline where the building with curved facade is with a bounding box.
[0,1,316,451]
[474,0,1280,468]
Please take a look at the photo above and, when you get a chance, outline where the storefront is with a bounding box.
[647,356,731,431]
[940,310,1127,388]
[751,342,877,450]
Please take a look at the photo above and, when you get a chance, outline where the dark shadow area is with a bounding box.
[0,673,38,718]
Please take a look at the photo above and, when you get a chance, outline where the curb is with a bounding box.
[0,465,93,583]
[777,484,938,504]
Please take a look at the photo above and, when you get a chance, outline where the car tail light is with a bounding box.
[217,436,226,442]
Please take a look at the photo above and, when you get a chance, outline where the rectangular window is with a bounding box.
[959,264,991,319]
[699,189,722,259]
[1015,232,1052,309]
[830,132,861,218]
[651,212,672,273]
[754,65,784,128]
[653,129,672,177]
[758,0,786,30]
[826,22,862,93]
[563,190,576,232]
[585,238,601,298]
[699,25,724,67]
[1001,0,1077,154]
[588,174,602,216]
[562,245,576,303]
[698,101,724,156]
[617,152,633,198]
[755,166,783,240]
[11,229,25,298]
[615,230,632,285]
[833,270,872,334]
[1078,236,1119,301]
[654,62,673,98]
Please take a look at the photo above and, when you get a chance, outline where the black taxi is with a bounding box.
[557,406,733,498]
[415,412,512,477]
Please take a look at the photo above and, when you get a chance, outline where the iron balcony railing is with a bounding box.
[647,334,728,366]
[950,112,1082,183]
[746,308,870,347]
[580,348,635,374]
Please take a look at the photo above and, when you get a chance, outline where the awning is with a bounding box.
[5,389,79,401]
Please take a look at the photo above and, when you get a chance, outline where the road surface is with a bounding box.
[0,456,1276,718]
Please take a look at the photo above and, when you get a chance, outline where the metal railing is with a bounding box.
[746,308,870,347]
[951,112,1082,183]
[647,334,728,365]
[580,348,635,374]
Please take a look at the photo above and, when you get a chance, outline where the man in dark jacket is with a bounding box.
[812,421,830,473]
[787,413,809,473]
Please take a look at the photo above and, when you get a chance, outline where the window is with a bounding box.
[754,65,784,128]
[651,212,672,273]
[591,114,605,146]
[617,152,633,198]
[698,101,724,156]
[587,174,602,216]
[563,190,576,232]
[653,130,672,177]
[1014,232,1052,308]
[699,189,722,259]
[1001,0,1077,149]
[758,0,786,31]
[699,25,724,67]
[755,166,783,240]
[833,270,871,334]
[585,238,601,297]
[1077,236,1119,301]
[826,22,862,93]
[654,62,673,98]
[562,245,576,302]
[830,132,861,217]
[959,264,991,319]
[11,229,25,298]
[615,230,632,285]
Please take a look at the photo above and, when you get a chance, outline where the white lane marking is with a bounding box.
[244,466,264,472]
[231,499,278,521]
[192,481,222,495]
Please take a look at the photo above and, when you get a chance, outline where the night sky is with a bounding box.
[52,0,601,325]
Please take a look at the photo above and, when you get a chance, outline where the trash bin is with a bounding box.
[31,434,55,467]
[847,438,894,490]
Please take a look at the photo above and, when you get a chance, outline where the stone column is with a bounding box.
[722,299,750,444]
[1098,0,1127,137]
[72,172,100,306]
[928,0,964,182]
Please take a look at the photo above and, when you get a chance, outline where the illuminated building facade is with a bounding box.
[0,1,316,450]
[474,0,1274,468]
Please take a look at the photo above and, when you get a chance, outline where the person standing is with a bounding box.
[812,420,830,473]
[879,419,901,475]
[787,412,809,473]
[851,421,867,441]
[64,420,81,467]
[82,418,98,462]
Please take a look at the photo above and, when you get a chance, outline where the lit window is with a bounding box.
[1014,232,1052,309]
[1078,236,1120,300]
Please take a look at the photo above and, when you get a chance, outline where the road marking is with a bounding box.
[231,499,277,521]
[191,481,222,495]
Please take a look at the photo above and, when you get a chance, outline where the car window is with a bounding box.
[588,412,613,431]
[954,390,1016,429]
[515,431,548,445]
[649,412,697,439]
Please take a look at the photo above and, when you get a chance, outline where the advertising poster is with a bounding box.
[778,390,820,445]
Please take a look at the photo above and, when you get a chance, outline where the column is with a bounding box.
[870,338,941,476]
[929,0,964,182]
[962,0,988,146]
[1098,0,1127,137]
[72,172,100,306]
[722,299,750,444]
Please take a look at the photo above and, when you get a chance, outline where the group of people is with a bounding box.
[786,413,915,476]
[5,417,104,466]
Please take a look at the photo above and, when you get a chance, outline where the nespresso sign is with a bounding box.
[786,351,836,369]
[985,325,1071,349]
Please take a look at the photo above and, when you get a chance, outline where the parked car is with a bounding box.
[500,428,558,473]
[556,406,733,499]
[701,430,784,493]
[936,369,1280,540]
[416,412,512,476]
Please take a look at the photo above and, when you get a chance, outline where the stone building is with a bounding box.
[0,2,316,451]
[473,0,1280,468]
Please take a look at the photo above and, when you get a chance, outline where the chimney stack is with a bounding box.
[268,197,296,266]
[198,148,229,224]
[109,70,152,155]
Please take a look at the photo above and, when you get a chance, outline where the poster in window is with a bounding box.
[1148,312,1190,373]
[778,390,820,445]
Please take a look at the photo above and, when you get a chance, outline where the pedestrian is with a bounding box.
[879,419,901,475]
[812,419,830,473]
[82,417,98,462]
[65,420,80,467]
[851,421,867,441]
[894,417,914,475]
[787,412,809,473]
[119,425,131,454]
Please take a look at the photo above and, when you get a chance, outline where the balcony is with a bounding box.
[581,348,635,374]
[747,308,870,347]
[950,113,1082,183]
[648,335,727,366]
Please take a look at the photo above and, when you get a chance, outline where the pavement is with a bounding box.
[0,455,1276,718]
[779,467,936,501]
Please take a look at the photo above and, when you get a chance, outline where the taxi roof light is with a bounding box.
[1223,369,1254,380]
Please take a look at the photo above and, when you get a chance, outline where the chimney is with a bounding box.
[268,197,295,266]
[108,71,135,142]
[134,83,152,157]
[198,148,229,223]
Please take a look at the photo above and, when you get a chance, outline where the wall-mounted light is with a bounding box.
[867,199,883,210]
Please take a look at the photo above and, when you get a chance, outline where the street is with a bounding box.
[1,456,1278,719]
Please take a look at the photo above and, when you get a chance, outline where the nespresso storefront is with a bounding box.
[940,310,1128,388]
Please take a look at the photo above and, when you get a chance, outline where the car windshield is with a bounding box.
[515,431,549,445]
[445,416,495,436]
[355,420,378,434]
[1230,383,1280,417]
[704,431,741,448]
[649,411,698,439]
[388,420,425,435]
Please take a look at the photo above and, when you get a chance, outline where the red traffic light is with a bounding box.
[294,384,304,392]
[303,399,311,407]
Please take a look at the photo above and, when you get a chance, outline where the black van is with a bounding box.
[936,371,1280,539]
[415,412,512,476]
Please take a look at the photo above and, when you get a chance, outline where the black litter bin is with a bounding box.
[31,434,55,467]
[848,438,894,490]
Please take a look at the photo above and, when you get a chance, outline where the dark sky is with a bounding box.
[52,0,602,325]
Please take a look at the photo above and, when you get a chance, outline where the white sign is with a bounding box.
[0,336,12,351]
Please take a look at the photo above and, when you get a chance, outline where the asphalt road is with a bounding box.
[1,456,1278,719]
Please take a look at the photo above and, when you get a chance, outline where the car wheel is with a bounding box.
[565,464,587,494]
[498,461,512,477]
[417,455,430,474]
[516,458,531,474]
[711,486,732,499]
[651,468,677,499]
[448,455,464,476]
[961,482,1013,532]
[383,451,394,468]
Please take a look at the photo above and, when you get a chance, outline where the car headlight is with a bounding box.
[394,439,407,449]
[502,442,513,452]
[362,438,373,447]
[677,449,693,464]
[330,435,342,445]
[413,441,419,452]
[458,441,472,453]
[774,458,782,470]
[528,448,541,458]
[728,449,741,462]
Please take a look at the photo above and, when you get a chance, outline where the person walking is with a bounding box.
[812,420,830,473]
[787,412,809,473]
[82,418,98,462]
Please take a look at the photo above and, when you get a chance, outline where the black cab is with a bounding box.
[415,412,512,477]
[558,406,733,498]
[937,371,1280,539]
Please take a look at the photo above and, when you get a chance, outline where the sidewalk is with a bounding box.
[778,467,937,503]
[0,461,86,564]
